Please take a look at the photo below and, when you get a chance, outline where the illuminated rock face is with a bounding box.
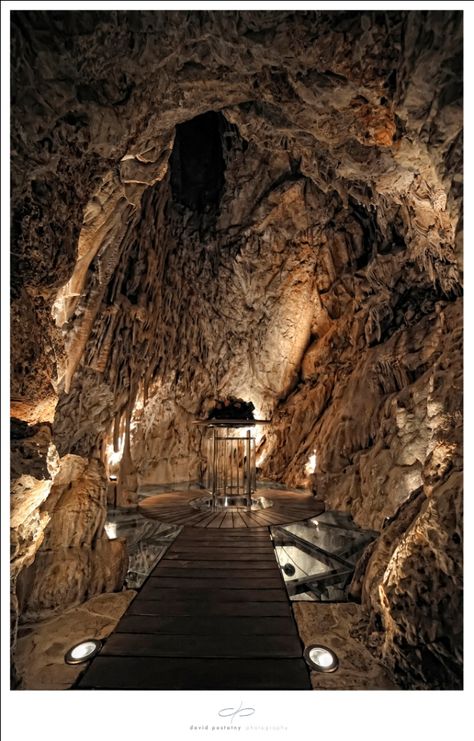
[15,455,128,623]
[10,10,462,689]
[10,420,59,673]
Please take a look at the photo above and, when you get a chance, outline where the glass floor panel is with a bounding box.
[270,512,377,602]
[104,509,181,589]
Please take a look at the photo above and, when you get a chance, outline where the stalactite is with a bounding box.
[112,409,122,453]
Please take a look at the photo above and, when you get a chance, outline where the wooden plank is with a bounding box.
[179,527,271,537]
[239,510,272,527]
[157,559,277,570]
[167,542,274,551]
[198,511,230,528]
[146,576,283,589]
[175,510,223,526]
[178,527,268,540]
[248,510,292,525]
[237,513,266,528]
[231,510,249,528]
[138,586,287,602]
[139,494,193,504]
[77,656,311,690]
[169,538,273,549]
[182,525,268,534]
[180,526,270,536]
[177,533,270,543]
[149,511,189,523]
[219,511,235,528]
[273,506,314,515]
[168,538,273,553]
[141,500,192,509]
[152,566,282,579]
[275,508,316,519]
[181,508,231,529]
[163,549,276,561]
[138,510,186,520]
[115,615,298,636]
[77,514,309,692]
[204,510,228,528]
[127,600,292,617]
[173,534,272,544]
[184,511,224,528]
[100,633,303,659]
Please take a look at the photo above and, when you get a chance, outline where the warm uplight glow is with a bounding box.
[255,428,265,445]
[235,426,254,439]
[305,450,317,475]
[104,522,117,540]
[107,436,125,466]
[256,449,268,467]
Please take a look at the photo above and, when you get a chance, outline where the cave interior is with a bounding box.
[9,9,463,692]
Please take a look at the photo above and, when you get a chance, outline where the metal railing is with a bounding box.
[205,427,256,508]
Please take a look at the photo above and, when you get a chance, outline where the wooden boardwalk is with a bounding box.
[77,527,311,690]
[138,487,324,528]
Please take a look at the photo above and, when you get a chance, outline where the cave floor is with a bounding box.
[76,526,312,690]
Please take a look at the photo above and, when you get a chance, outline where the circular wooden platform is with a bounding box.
[138,488,325,529]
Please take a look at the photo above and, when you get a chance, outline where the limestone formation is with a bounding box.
[293,602,397,690]
[14,590,136,690]
[10,10,462,690]
[16,456,128,623]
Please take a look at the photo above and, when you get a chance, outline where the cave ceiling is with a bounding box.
[11,11,462,455]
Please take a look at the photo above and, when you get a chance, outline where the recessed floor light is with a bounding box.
[64,639,102,665]
[283,563,296,576]
[304,644,339,673]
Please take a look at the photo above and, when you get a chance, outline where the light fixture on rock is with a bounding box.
[64,639,102,665]
[304,644,339,673]
[304,450,317,476]
[104,521,117,540]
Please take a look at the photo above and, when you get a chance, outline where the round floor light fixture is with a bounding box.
[304,644,339,673]
[283,563,296,577]
[64,639,102,665]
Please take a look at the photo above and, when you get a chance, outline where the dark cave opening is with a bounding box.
[170,110,226,213]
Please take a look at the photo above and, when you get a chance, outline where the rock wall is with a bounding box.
[10,10,462,689]
[16,455,128,623]
[10,418,127,681]
[10,419,59,674]
[263,284,462,688]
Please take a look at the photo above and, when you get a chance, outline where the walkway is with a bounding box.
[137,486,324,528]
[77,526,312,690]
